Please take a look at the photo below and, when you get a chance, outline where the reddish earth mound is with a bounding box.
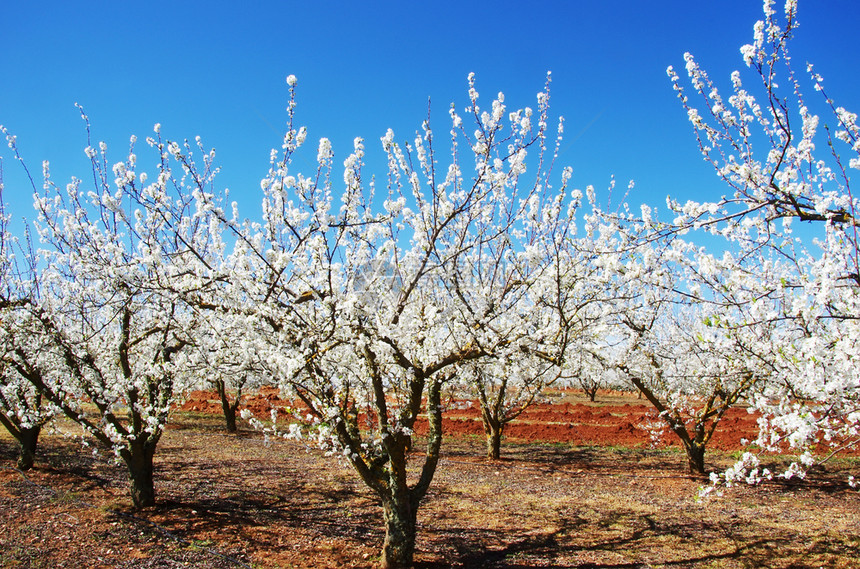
[180,387,314,418]
[412,401,761,451]
[179,389,765,452]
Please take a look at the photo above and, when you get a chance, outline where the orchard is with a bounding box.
[1,2,858,567]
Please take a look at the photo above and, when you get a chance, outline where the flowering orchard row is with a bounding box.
[1,2,857,567]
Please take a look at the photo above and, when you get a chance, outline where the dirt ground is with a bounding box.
[181,388,765,452]
[2,392,858,568]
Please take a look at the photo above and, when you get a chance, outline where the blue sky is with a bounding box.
[2,1,858,235]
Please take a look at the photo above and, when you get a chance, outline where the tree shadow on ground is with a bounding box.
[144,450,383,542]
[413,513,809,568]
[438,442,705,482]
[439,441,857,493]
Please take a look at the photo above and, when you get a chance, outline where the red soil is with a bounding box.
[179,389,763,452]
[414,400,761,451]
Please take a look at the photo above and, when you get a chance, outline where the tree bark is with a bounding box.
[222,404,238,433]
[16,425,40,471]
[122,440,157,508]
[479,394,504,460]
[380,494,418,569]
[215,379,239,433]
[485,421,503,460]
[686,442,706,475]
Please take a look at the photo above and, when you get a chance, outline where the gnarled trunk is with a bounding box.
[122,439,157,508]
[214,377,242,433]
[222,404,238,433]
[685,441,706,475]
[381,493,418,569]
[483,418,503,460]
[16,424,41,471]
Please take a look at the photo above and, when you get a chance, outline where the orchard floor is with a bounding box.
[1,394,858,568]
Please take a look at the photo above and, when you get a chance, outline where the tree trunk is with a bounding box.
[480,408,504,460]
[16,425,41,471]
[686,442,706,475]
[123,440,157,508]
[218,390,239,432]
[381,495,418,569]
[222,405,238,433]
[215,378,240,433]
[486,422,502,460]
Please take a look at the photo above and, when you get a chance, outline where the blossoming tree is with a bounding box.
[185,308,266,432]
[666,0,859,483]
[0,187,56,471]
[463,194,626,460]
[0,118,222,506]
[597,236,773,474]
[0,334,52,472]
[203,73,577,567]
